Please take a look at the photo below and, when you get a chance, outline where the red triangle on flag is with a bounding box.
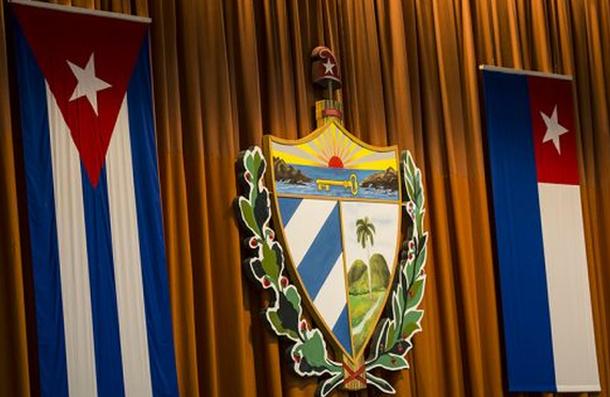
[12,3,147,186]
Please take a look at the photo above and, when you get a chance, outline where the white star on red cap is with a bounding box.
[323,58,335,75]
[67,53,112,115]
[540,105,569,154]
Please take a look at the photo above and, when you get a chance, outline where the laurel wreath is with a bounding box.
[237,147,427,396]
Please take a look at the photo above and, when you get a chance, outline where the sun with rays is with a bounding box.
[271,123,397,171]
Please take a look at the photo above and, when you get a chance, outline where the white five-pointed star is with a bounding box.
[323,58,335,74]
[67,53,111,115]
[540,105,569,154]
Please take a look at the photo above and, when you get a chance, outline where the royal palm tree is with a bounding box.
[356,217,376,299]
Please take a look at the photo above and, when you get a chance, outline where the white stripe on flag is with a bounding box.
[313,254,347,329]
[538,183,600,392]
[105,97,153,396]
[284,199,336,267]
[46,84,98,397]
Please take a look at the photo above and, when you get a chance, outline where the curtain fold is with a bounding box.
[1,0,608,396]
[0,2,30,396]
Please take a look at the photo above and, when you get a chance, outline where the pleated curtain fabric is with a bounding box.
[0,1,609,397]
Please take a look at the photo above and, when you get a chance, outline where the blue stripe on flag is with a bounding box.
[332,306,352,355]
[482,70,556,392]
[13,21,69,397]
[298,203,342,299]
[126,36,179,396]
[278,197,302,226]
[80,166,125,396]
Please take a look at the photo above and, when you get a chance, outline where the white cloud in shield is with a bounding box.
[340,201,400,273]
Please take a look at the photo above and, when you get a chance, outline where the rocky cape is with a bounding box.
[273,157,312,185]
[360,167,398,191]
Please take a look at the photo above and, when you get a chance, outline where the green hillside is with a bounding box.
[348,253,389,295]
[369,253,390,291]
[348,259,368,295]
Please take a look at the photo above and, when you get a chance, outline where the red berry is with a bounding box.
[262,278,271,288]
[268,230,275,241]
[280,277,289,287]
[249,237,258,248]
[293,354,301,363]
[300,321,308,331]
[408,253,415,261]
[408,241,415,250]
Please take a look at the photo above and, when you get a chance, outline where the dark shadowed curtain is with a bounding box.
[0,0,608,396]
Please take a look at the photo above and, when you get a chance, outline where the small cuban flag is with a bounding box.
[9,1,178,396]
[481,66,600,392]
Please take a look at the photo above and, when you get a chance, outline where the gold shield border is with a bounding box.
[263,120,403,362]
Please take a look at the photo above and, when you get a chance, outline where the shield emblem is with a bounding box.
[264,120,401,361]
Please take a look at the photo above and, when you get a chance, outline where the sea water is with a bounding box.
[275,165,399,201]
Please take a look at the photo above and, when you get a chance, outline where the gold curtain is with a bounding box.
[0,1,608,396]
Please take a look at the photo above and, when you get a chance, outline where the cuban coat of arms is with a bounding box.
[237,47,427,395]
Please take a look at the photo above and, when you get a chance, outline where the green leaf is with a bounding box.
[402,323,421,340]
[370,353,409,371]
[276,289,300,334]
[404,256,415,286]
[284,285,301,312]
[403,309,424,327]
[317,372,343,397]
[390,285,404,322]
[408,152,416,173]
[253,189,271,229]
[260,242,281,281]
[294,329,330,370]
[413,171,423,208]
[238,197,260,236]
[367,318,389,362]
[385,288,404,348]
[253,152,265,179]
[403,151,415,176]
[245,147,264,178]
[244,153,254,176]
[266,309,299,341]
[385,320,398,351]
[413,243,427,278]
[366,372,397,394]
[401,309,424,338]
[405,181,415,203]
[415,210,425,236]
[406,277,425,310]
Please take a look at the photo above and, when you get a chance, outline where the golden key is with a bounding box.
[316,174,359,196]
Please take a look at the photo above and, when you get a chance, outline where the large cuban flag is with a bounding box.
[481,66,600,392]
[10,1,178,396]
